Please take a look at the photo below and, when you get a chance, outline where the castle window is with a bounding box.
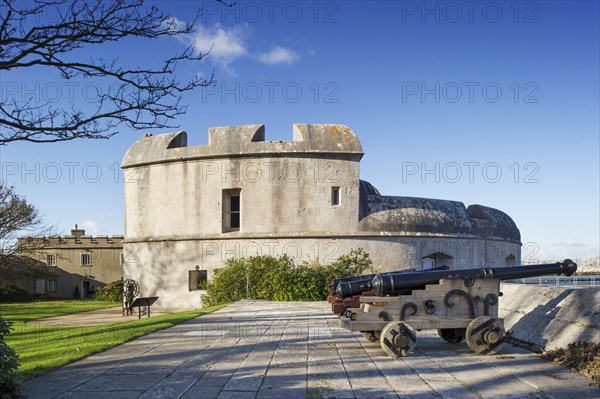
[421,252,454,269]
[223,189,241,232]
[46,279,57,292]
[189,269,208,291]
[505,254,516,266]
[331,186,340,206]
[46,254,57,266]
[80,253,92,266]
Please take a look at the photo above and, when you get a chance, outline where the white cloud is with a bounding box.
[257,46,299,65]
[190,24,248,69]
[177,24,299,72]
[552,240,586,248]
[81,220,103,235]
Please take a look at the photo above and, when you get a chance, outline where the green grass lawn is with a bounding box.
[0,300,226,379]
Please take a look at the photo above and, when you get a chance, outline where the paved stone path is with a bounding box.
[22,300,598,399]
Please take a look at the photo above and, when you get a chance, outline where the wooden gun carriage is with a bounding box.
[335,260,577,357]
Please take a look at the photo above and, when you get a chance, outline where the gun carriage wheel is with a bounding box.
[361,331,380,343]
[465,316,505,355]
[122,279,140,315]
[380,322,416,357]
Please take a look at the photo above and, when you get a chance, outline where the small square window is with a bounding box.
[331,187,340,206]
[80,253,92,266]
[46,279,58,292]
[230,195,240,228]
[189,270,208,291]
[46,254,57,266]
[223,189,241,232]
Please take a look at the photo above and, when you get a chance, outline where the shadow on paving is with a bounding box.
[21,300,599,399]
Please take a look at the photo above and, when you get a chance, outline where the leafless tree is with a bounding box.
[0,0,220,144]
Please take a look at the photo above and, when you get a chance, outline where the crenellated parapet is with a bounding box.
[18,227,123,250]
[121,124,364,169]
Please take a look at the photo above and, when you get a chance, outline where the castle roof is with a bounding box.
[358,180,521,243]
[121,124,364,168]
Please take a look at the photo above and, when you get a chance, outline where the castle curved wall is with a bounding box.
[122,124,521,310]
[124,236,520,310]
[124,155,361,238]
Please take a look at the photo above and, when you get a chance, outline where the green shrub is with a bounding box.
[0,316,20,397]
[92,280,123,302]
[0,286,32,303]
[201,248,373,306]
[309,247,374,298]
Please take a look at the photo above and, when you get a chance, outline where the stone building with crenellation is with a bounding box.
[17,225,124,298]
[120,124,522,310]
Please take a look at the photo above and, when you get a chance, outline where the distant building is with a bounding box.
[524,257,600,273]
[17,225,124,298]
[0,254,57,296]
[121,124,522,310]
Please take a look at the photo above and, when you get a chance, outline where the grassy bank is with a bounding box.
[0,300,226,379]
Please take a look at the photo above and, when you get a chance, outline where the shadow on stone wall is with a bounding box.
[500,283,600,350]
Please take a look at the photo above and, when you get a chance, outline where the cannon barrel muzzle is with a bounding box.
[369,259,577,297]
[330,273,379,291]
[334,265,450,299]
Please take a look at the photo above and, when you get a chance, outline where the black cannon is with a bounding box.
[330,273,379,294]
[369,260,576,297]
[337,259,578,358]
[335,264,450,299]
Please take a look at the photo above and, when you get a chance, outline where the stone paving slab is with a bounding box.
[22,300,599,399]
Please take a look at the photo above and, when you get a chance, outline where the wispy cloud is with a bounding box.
[190,24,248,70]
[177,23,299,73]
[257,46,299,65]
[81,220,103,235]
[552,240,587,248]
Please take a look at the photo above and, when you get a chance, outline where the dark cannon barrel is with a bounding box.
[334,265,450,299]
[330,273,379,291]
[369,259,577,297]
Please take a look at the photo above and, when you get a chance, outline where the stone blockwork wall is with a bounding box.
[124,156,361,239]
[125,236,520,310]
[499,283,600,350]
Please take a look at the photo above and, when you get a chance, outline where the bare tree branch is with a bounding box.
[0,0,217,144]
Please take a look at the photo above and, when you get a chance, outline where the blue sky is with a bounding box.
[1,1,598,261]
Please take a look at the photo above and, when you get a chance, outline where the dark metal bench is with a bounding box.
[128,296,159,319]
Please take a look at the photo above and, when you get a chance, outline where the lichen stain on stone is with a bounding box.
[329,125,352,142]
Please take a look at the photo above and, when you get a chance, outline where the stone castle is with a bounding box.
[121,124,521,309]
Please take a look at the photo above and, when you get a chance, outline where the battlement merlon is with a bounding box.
[120,124,364,169]
[17,235,124,247]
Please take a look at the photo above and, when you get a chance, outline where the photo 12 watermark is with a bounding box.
[401,162,540,184]
[401,82,540,104]
[0,161,128,185]
[200,81,340,104]
[199,1,340,24]
[399,2,539,24]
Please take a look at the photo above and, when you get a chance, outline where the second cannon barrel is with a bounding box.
[368,260,577,297]
[334,265,450,299]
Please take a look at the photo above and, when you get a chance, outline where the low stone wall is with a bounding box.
[499,283,600,350]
